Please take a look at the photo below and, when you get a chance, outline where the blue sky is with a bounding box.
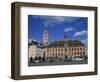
[28,15,88,46]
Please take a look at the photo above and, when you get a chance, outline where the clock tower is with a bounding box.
[43,27,48,46]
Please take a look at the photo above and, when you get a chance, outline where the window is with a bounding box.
[78,52,79,55]
[80,52,82,55]
[72,48,73,51]
[61,49,63,51]
[83,52,85,54]
[53,53,54,57]
[47,49,49,52]
[59,53,60,56]
[74,48,76,51]
[65,48,67,51]
[61,53,63,56]
[59,48,60,51]
[55,53,57,57]
[56,49,57,51]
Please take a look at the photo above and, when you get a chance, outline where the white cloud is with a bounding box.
[81,39,88,46]
[28,39,33,43]
[73,30,87,37]
[64,27,74,32]
[28,38,35,43]
[32,16,79,27]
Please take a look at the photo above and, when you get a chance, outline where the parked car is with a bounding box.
[34,60,41,63]
[75,58,84,61]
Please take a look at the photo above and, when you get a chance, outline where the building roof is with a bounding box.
[28,39,85,48]
[47,40,85,48]
[28,40,45,49]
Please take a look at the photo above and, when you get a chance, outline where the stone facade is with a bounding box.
[43,28,87,59]
[28,28,87,61]
[28,41,44,60]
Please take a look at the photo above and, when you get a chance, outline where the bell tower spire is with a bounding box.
[64,32,67,47]
[43,27,48,46]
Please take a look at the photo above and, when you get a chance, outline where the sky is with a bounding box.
[28,15,88,46]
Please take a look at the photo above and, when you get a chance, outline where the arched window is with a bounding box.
[78,52,79,55]
[80,52,82,55]
[49,49,51,51]
[75,52,76,55]
[55,53,57,57]
[49,53,51,57]
[72,48,73,51]
[74,48,76,51]
[59,48,60,51]
[47,49,49,52]
[61,53,63,56]
[59,53,60,56]
[53,53,54,57]
[72,52,73,55]
[62,48,63,51]
[83,52,85,55]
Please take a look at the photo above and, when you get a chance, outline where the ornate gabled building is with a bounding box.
[28,27,87,61]
[28,40,44,60]
[43,28,87,59]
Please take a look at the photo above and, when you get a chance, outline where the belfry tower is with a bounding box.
[43,27,48,46]
[64,32,68,47]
